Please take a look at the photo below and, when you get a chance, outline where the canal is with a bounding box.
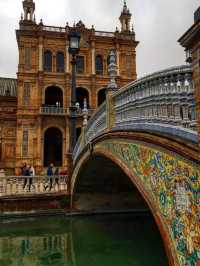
[0,213,168,266]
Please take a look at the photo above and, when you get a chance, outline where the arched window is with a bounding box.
[76,87,89,109]
[45,86,63,107]
[44,51,52,72]
[95,55,103,75]
[98,88,106,106]
[76,56,85,74]
[56,52,64,73]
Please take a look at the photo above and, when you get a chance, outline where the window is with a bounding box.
[24,83,30,105]
[24,47,31,70]
[76,56,85,74]
[125,55,132,77]
[95,55,103,75]
[22,130,28,157]
[56,52,64,72]
[44,50,52,72]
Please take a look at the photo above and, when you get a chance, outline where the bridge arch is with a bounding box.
[72,148,175,265]
[72,135,200,266]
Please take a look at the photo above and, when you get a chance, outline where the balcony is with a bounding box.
[40,105,95,117]
[40,106,69,116]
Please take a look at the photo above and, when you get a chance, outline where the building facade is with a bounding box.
[0,0,138,174]
[179,6,200,152]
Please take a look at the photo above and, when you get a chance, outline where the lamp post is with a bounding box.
[68,29,81,152]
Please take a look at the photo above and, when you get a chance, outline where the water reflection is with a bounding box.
[0,214,168,266]
[0,234,74,266]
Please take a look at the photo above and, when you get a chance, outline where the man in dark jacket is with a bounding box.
[45,163,54,191]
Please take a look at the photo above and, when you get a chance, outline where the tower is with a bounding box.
[119,0,132,32]
[13,0,138,174]
[22,0,35,22]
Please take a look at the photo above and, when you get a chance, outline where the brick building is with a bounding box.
[179,6,200,151]
[0,0,138,174]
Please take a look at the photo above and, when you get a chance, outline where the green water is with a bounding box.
[0,214,168,266]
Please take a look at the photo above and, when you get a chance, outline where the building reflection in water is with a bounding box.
[0,232,75,266]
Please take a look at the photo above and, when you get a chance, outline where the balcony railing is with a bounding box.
[0,175,68,197]
[40,106,95,117]
[40,106,69,115]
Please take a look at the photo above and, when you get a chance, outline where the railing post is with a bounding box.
[106,50,118,131]
[106,90,116,131]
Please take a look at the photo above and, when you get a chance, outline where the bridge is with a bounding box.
[71,65,200,266]
[0,65,199,265]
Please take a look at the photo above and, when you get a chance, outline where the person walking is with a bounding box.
[54,167,59,187]
[23,164,30,190]
[45,163,54,191]
[28,165,35,191]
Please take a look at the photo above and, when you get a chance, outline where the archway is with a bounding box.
[44,127,63,167]
[45,86,63,107]
[76,87,89,109]
[73,155,148,211]
[71,145,180,266]
[97,88,106,106]
[72,154,168,265]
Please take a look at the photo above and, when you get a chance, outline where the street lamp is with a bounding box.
[68,29,81,152]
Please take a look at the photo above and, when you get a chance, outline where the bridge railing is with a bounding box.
[85,102,107,143]
[73,102,107,163]
[72,65,197,163]
[0,176,68,197]
[113,65,196,130]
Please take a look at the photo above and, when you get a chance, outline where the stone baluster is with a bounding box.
[169,75,175,123]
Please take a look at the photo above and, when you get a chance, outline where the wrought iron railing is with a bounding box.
[0,175,68,197]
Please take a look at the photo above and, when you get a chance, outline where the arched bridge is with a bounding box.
[71,65,200,266]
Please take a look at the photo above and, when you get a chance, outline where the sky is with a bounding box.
[0,0,199,78]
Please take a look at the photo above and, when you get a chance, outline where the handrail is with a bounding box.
[0,175,68,197]
[113,65,196,130]
[40,106,69,115]
[72,65,197,164]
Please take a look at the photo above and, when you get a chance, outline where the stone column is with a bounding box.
[91,41,95,75]
[116,44,120,76]
[66,41,70,73]
[38,38,43,71]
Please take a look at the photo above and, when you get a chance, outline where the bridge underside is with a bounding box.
[72,134,200,266]
[73,155,148,211]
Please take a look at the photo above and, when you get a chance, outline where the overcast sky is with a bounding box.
[0,0,199,78]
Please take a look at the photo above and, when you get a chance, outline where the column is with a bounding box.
[39,43,43,71]
[91,41,95,75]
[66,42,70,73]
[116,45,120,76]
